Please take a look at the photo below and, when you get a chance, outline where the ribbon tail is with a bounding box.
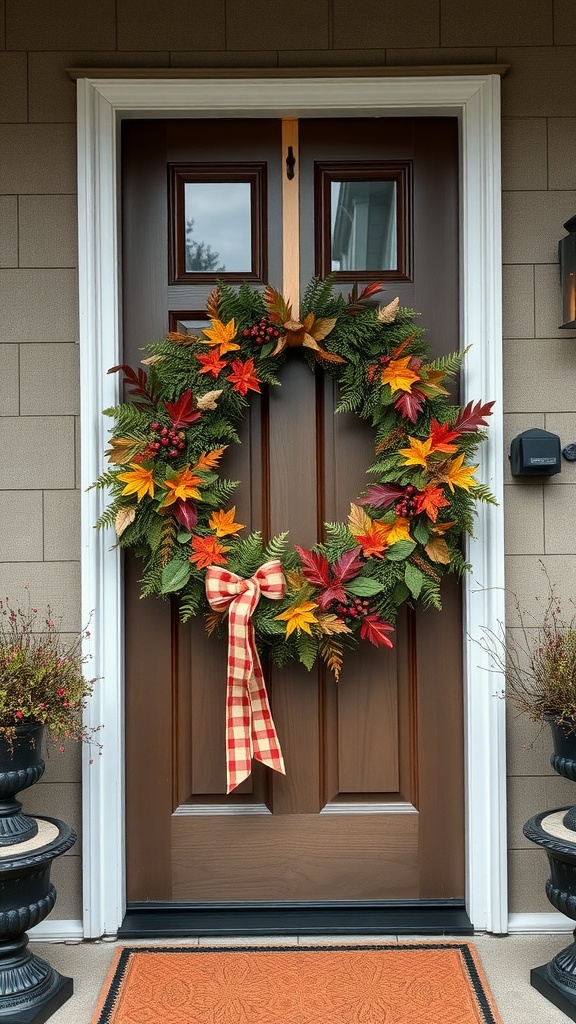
[247,625,286,777]
[226,668,254,795]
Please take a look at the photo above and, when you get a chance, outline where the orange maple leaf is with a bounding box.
[189,534,230,570]
[193,447,227,471]
[162,467,203,507]
[196,348,227,378]
[202,318,240,356]
[429,419,460,454]
[209,507,245,537]
[414,484,450,522]
[381,355,421,394]
[227,357,261,397]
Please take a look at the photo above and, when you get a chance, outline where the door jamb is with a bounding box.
[77,72,505,938]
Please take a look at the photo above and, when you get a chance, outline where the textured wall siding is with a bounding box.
[1,0,575,921]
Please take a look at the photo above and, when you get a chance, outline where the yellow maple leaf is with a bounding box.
[440,453,478,492]
[275,600,318,638]
[117,463,155,501]
[381,355,420,394]
[398,436,433,468]
[209,507,245,537]
[425,537,451,564]
[202,318,240,356]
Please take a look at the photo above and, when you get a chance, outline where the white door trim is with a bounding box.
[77,73,506,938]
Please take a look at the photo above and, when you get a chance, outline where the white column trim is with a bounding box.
[76,73,505,938]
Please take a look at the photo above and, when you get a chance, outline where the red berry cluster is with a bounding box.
[242,318,281,344]
[335,597,373,628]
[395,484,418,518]
[149,422,186,459]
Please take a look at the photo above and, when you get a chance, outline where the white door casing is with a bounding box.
[76,72,505,938]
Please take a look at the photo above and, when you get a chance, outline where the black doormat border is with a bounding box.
[119,899,472,937]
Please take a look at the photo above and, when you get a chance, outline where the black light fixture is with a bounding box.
[559,215,576,329]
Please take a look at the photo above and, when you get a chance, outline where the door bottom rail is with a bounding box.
[119,900,472,938]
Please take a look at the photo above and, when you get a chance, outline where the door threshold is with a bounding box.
[119,900,472,938]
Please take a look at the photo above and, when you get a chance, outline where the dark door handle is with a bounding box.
[286,146,296,180]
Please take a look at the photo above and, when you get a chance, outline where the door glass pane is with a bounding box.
[330,180,397,271]
[184,182,252,273]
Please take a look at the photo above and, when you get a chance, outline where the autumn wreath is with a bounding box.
[95,278,495,681]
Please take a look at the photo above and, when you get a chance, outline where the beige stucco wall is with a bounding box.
[1,0,576,924]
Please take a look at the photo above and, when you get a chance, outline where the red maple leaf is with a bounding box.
[294,547,330,588]
[108,363,156,408]
[360,614,395,648]
[394,389,426,422]
[295,545,364,610]
[454,399,495,433]
[164,389,202,427]
[429,419,461,453]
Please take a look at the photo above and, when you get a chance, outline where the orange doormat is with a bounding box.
[92,943,502,1024]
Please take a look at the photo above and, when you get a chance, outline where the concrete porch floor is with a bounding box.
[27,932,576,1023]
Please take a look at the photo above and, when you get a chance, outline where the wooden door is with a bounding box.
[122,117,463,911]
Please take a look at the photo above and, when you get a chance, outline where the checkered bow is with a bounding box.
[205,559,287,793]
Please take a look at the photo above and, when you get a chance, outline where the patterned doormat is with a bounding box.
[92,943,502,1024]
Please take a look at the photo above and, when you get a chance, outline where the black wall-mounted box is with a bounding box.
[509,428,562,476]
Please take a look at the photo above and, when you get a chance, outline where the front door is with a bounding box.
[121,117,463,922]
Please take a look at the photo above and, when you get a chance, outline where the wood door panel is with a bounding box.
[337,650,400,794]
[171,813,418,900]
[122,117,463,905]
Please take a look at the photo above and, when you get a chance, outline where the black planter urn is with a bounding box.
[0,723,77,1023]
[524,717,576,1021]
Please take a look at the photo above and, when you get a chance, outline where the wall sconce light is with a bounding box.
[559,215,576,329]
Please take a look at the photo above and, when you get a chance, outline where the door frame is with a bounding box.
[76,70,506,938]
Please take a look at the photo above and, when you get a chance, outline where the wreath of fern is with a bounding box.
[94,278,495,679]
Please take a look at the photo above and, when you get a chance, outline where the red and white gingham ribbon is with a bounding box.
[205,559,286,793]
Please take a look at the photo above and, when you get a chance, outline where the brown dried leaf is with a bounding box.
[424,537,451,564]
[377,297,400,323]
[309,316,337,342]
[286,569,308,591]
[319,637,344,681]
[196,389,223,411]
[167,332,201,347]
[348,502,372,537]
[106,437,145,465]
[115,506,136,537]
[316,613,352,636]
[140,354,165,366]
[263,285,291,324]
[205,609,226,636]
[205,287,221,322]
